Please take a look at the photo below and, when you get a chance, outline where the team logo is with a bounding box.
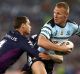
[66,31,70,35]
[60,30,64,35]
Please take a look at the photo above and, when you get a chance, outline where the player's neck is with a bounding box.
[59,20,67,28]
[16,29,24,36]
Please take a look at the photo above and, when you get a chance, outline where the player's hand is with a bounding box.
[49,54,63,63]
[58,43,73,53]
[39,53,51,60]
[64,48,72,54]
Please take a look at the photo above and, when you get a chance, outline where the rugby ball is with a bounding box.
[60,41,74,49]
[55,41,74,55]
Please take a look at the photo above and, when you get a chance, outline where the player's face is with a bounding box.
[23,19,31,35]
[53,7,69,27]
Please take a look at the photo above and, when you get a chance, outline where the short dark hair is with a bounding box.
[14,16,28,29]
[55,2,69,13]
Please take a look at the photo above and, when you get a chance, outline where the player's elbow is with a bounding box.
[38,35,47,47]
[38,36,44,47]
[38,39,44,47]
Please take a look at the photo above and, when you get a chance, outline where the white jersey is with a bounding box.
[38,19,80,54]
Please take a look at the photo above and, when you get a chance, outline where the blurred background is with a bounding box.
[0,0,80,74]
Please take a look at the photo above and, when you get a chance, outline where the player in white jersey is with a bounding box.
[31,2,80,74]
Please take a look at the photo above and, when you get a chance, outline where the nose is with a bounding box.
[54,13,57,18]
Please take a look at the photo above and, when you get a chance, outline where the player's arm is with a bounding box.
[49,54,63,63]
[39,52,63,63]
[38,34,71,52]
[22,39,53,59]
[22,42,40,59]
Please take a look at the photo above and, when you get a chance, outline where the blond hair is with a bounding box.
[55,2,70,13]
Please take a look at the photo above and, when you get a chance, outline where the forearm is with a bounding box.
[39,52,63,63]
[28,49,41,59]
[38,39,62,51]
[38,35,70,52]
[49,54,63,63]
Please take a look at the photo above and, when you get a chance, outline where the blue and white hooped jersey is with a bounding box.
[38,19,80,53]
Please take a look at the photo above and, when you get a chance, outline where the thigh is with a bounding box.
[28,57,55,74]
[31,61,47,74]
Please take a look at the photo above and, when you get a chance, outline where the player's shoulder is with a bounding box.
[67,20,79,28]
[44,18,55,28]
[67,20,78,26]
[8,30,28,42]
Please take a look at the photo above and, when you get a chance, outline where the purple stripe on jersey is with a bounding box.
[0,48,22,69]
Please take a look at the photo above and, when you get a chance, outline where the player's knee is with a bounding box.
[31,61,47,74]
[31,61,44,69]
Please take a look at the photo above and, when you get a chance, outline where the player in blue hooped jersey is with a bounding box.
[0,16,50,74]
[31,2,80,74]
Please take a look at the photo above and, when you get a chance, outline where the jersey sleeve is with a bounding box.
[71,22,80,36]
[21,39,40,59]
[40,23,52,39]
[75,25,80,36]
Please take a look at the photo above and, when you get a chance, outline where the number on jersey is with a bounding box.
[0,39,7,48]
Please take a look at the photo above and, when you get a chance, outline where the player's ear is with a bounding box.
[22,23,26,28]
[65,12,69,18]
